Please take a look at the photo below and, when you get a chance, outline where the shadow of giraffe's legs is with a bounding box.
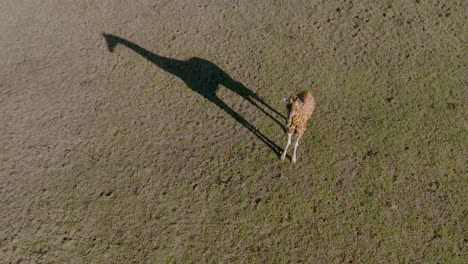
[242,95,284,128]
[208,96,282,156]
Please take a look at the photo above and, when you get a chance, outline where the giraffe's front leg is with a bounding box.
[281,133,292,161]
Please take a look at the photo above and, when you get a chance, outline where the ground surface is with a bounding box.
[1,0,467,263]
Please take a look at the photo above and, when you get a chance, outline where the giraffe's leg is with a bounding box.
[281,133,292,161]
[292,133,303,164]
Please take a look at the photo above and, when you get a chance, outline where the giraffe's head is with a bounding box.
[283,94,303,112]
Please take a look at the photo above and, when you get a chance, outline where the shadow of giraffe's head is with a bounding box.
[102,33,119,52]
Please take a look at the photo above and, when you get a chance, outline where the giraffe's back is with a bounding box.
[297,91,315,117]
[287,91,315,135]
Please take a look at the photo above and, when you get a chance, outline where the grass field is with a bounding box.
[1,0,467,263]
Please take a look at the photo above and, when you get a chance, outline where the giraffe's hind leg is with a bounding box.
[280,133,292,161]
[292,133,303,164]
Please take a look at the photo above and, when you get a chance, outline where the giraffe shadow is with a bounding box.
[103,33,284,156]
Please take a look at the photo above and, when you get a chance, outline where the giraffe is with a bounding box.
[280,91,315,164]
